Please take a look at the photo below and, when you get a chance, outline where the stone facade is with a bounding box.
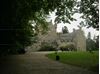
[58,28,86,51]
[28,21,86,51]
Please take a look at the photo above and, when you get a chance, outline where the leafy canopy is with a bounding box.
[77,0,99,30]
[0,0,98,54]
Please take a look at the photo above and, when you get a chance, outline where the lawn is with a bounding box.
[47,51,99,72]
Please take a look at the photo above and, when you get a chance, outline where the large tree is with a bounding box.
[78,0,99,30]
[0,0,75,54]
[62,26,69,34]
[54,0,99,30]
[0,0,98,54]
[86,32,98,51]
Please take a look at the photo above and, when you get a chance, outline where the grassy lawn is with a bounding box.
[47,51,99,72]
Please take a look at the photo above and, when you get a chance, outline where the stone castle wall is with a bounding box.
[28,22,86,51]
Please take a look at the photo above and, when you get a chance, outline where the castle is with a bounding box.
[57,27,86,51]
[28,21,86,51]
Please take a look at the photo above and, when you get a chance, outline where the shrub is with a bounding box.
[59,46,69,51]
[59,43,76,51]
[39,45,56,51]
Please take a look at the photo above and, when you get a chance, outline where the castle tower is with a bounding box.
[73,29,86,51]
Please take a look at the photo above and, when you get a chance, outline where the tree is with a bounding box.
[87,32,91,39]
[54,0,99,30]
[0,0,75,54]
[55,0,77,24]
[77,0,99,30]
[59,43,75,51]
[86,32,98,51]
[0,0,55,54]
[62,26,69,34]
[95,36,99,49]
[0,0,99,54]
[86,39,96,51]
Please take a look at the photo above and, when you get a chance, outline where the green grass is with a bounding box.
[47,51,99,72]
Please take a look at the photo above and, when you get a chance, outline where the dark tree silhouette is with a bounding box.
[0,0,98,54]
[78,0,99,30]
[62,26,69,34]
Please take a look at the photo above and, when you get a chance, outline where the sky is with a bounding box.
[48,12,99,39]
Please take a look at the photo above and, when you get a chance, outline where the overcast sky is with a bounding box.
[48,12,99,39]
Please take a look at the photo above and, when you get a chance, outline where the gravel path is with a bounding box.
[0,52,98,74]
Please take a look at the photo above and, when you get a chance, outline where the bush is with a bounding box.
[59,43,76,51]
[17,48,26,54]
[59,46,69,51]
[39,45,56,51]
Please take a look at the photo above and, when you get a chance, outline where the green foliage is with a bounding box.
[78,0,99,30]
[62,26,69,34]
[59,46,68,51]
[39,44,56,51]
[86,33,99,51]
[54,0,99,30]
[0,0,61,54]
[59,43,76,51]
[0,0,99,54]
[55,0,76,24]
[95,36,99,49]
[86,39,96,51]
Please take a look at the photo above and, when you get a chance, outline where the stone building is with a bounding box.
[28,21,86,51]
[58,28,86,51]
